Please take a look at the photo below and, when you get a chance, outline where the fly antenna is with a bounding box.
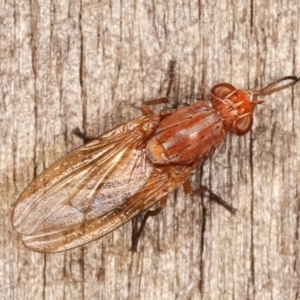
[253,76,300,97]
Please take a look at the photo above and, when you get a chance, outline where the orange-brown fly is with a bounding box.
[12,73,300,252]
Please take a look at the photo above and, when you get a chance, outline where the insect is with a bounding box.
[12,75,299,252]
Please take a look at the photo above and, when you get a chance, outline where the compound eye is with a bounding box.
[211,83,236,100]
[234,114,253,135]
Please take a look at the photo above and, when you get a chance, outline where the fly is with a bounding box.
[12,73,300,252]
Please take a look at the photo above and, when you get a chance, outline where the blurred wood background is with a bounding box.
[1,0,300,299]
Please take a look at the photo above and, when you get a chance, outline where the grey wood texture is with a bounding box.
[1,0,300,299]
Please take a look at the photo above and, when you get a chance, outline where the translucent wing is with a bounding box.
[13,114,190,252]
[21,164,191,252]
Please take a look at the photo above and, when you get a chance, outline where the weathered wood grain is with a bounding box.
[1,0,299,299]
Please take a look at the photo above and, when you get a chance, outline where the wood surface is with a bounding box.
[1,0,300,299]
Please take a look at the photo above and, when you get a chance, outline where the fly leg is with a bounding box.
[72,128,98,143]
[139,98,169,115]
[137,60,176,115]
[183,179,236,214]
[131,62,176,250]
[131,196,168,251]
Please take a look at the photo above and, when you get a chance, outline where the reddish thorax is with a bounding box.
[146,101,226,166]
